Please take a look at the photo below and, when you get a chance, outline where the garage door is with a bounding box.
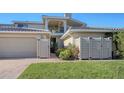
[0,37,37,58]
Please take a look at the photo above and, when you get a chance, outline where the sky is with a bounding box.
[0,13,124,28]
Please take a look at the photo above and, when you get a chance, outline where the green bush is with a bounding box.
[59,49,72,60]
[56,48,66,57]
[57,44,79,60]
[68,43,79,59]
[113,31,124,58]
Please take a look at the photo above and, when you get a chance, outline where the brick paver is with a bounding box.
[0,54,61,79]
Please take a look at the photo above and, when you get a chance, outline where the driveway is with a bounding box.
[0,56,60,79]
[0,58,40,79]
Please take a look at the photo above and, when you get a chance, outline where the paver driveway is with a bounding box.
[0,58,40,79]
[0,56,60,79]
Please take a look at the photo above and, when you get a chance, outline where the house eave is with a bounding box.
[0,31,51,35]
[42,16,69,20]
[42,15,86,26]
[71,29,114,32]
[60,28,118,40]
[0,27,51,34]
[68,18,87,26]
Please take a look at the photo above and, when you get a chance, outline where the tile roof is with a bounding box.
[0,27,44,32]
[71,26,121,30]
[12,21,43,25]
[0,24,13,26]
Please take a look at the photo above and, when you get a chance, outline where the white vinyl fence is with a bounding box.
[37,39,50,58]
[79,37,112,59]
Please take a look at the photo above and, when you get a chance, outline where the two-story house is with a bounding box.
[0,13,119,59]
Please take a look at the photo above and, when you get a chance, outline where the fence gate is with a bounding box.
[102,38,112,59]
[80,37,89,59]
[80,37,112,59]
[90,37,102,59]
[37,39,50,58]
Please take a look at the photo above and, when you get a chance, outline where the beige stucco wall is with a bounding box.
[74,38,80,47]
[63,36,73,47]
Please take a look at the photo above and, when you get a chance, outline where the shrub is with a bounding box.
[57,44,79,60]
[59,49,72,60]
[56,48,66,57]
[113,32,124,58]
[68,44,79,59]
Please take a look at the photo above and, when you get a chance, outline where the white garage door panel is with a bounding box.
[0,37,37,58]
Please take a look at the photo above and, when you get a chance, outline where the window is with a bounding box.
[60,27,64,33]
[17,24,28,28]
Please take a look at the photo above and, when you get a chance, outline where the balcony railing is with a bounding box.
[0,24,14,28]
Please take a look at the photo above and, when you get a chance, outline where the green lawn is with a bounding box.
[18,60,124,79]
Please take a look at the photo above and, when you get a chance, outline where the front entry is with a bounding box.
[50,38,57,53]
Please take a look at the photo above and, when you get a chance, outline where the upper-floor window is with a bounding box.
[60,27,64,33]
[17,24,28,28]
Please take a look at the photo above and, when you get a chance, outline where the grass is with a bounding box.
[18,60,124,79]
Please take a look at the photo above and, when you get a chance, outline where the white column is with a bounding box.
[45,19,48,31]
[101,37,103,59]
[58,22,60,32]
[63,20,67,32]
